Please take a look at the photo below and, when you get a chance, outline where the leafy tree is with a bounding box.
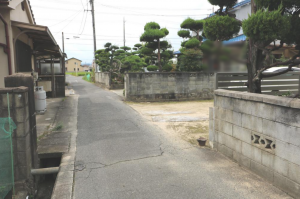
[204,0,300,93]
[177,18,207,71]
[140,22,170,71]
[104,42,120,66]
[122,55,147,72]
[95,49,110,72]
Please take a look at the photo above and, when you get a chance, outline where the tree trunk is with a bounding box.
[247,38,266,93]
[157,39,162,71]
[246,0,262,93]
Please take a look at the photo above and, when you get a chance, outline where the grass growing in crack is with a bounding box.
[37,123,63,143]
[52,123,63,131]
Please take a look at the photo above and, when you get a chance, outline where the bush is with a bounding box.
[147,65,158,71]
[184,38,200,48]
[204,15,241,41]
[162,64,173,72]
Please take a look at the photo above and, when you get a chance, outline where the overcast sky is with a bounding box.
[30,0,217,64]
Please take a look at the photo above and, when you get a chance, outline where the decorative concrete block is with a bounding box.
[232,125,252,144]
[250,160,274,183]
[242,114,263,133]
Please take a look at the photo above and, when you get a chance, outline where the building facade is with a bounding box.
[0,0,65,97]
[65,58,84,72]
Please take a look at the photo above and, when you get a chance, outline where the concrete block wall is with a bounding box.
[0,87,34,195]
[95,72,111,89]
[124,72,215,102]
[210,89,300,198]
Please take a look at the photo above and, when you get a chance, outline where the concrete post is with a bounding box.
[4,74,38,173]
[0,87,34,195]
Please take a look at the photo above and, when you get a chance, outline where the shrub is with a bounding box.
[162,64,173,72]
[147,65,158,71]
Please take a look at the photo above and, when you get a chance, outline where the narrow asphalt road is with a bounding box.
[70,75,290,199]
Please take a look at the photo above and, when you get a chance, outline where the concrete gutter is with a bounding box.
[50,95,78,199]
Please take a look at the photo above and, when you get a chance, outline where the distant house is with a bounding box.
[81,64,91,72]
[65,58,84,72]
[0,0,66,97]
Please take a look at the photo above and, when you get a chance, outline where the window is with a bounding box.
[74,68,75,71]
[77,68,79,71]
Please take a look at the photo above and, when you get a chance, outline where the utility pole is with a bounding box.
[123,17,126,48]
[90,0,97,69]
[62,32,65,53]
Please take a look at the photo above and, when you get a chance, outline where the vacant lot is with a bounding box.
[127,100,214,146]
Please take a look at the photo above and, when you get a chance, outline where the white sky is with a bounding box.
[29,0,217,64]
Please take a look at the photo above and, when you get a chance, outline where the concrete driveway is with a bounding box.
[70,75,291,199]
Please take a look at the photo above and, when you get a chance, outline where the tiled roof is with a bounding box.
[208,0,251,17]
[223,34,247,45]
[232,0,251,9]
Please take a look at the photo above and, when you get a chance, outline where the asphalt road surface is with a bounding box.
[70,75,290,199]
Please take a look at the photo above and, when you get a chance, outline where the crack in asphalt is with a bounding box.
[76,144,165,180]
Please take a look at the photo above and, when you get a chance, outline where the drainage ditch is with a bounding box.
[35,154,62,199]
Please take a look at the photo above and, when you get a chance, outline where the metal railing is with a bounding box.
[215,72,300,95]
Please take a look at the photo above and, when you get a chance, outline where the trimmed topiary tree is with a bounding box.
[147,65,158,71]
[140,22,170,71]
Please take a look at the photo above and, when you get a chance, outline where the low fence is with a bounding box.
[124,72,215,102]
[216,72,300,95]
[0,87,35,196]
[95,72,124,90]
[209,90,300,198]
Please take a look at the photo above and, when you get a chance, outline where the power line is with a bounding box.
[31,5,210,17]
[56,10,83,33]
[49,10,82,27]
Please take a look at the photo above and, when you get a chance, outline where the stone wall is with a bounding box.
[209,89,300,198]
[95,72,111,89]
[124,72,215,102]
[0,87,34,195]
